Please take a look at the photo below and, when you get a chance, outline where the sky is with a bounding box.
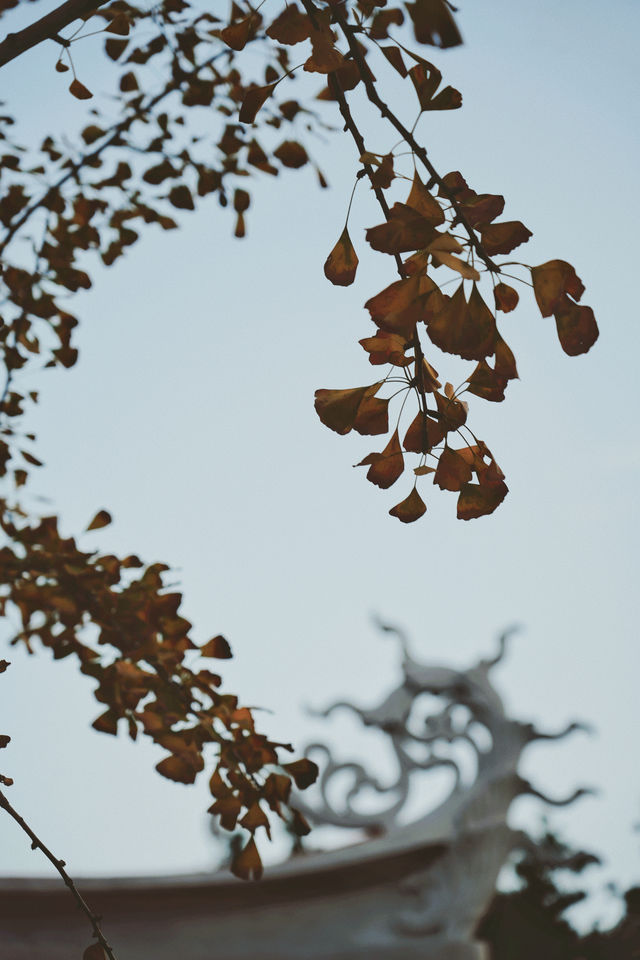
[1,0,639,933]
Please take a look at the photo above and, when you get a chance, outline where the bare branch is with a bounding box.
[0,789,118,959]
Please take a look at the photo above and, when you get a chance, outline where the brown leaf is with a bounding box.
[0,661,9,673]
[380,44,407,76]
[365,275,441,339]
[290,808,312,836]
[106,13,130,35]
[69,79,93,100]
[231,836,263,881]
[274,140,308,169]
[0,735,11,748]
[239,84,275,124]
[220,14,260,51]
[407,0,463,48]
[434,446,473,491]
[409,63,461,110]
[461,193,505,227]
[55,60,69,72]
[426,282,496,361]
[530,259,585,317]
[168,185,194,210]
[554,297,599,356]
[405,172,445,225]
[156,752,203,784]
[457,478,508,520]
[366,203,438,254]
[353,394,389,436]
[314,382,383,435]
[86,509,111,531]
[479,220,532,256]
[92,711,118,736]
[493,282,519,313]
[266,4,311,44]
[324,227,358,286]
[283,758,318,789]
[240,802,271,836]
[389,487,427,522]
[358,430,404,489]
[466,361,508,402]
[403,412,446,453]
[208,795,242,830]
[435,390,468,430]
[494,335,519,380]
[304,26,345,74]
[200,635,232,659]
[359,330,411,367]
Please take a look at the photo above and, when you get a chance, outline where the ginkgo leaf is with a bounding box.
[359,330,411,367]
[353,394,389,435]
[290,808,311,836]
[530,259,585,316]
[426,282,496,360]
[493,282,519,312]
[403,411,446,452]
[457,478,508,520]
[366,203,438,254]
[86,510,111,531]
[200,635,232,659]
[460,193,505,227]
[231,836,263,881]
[266,4,311,45]
[358,430,404,488]
[156,752,203,784]
[274,140,308,168]
[220,14,260,51]
[389,487,427,522]
[239,84,275,124]
[495,335,519,380]
[434,446,473,491]
[240,801,271,836]
[283,758,318,789]
[324,227,358,286]
[479,220,532,256]
[380,45,408,76]
[0,661,9,673]
[314,382,383,435]
[106,14,130,35]
[208,795,242,830]
[69,79,93,100]
[168,185,194,210]
[55,60,69,73]
[407,0,463,47]
[466,361,508,402]
[554,297,599,356]
[414,465,435,476]
[406,172,445,224]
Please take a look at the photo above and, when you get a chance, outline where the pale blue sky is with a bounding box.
[1,0,638,931]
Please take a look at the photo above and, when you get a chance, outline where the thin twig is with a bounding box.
[333,5,500,274]
[0,0,111,69]
[0,789,118,960]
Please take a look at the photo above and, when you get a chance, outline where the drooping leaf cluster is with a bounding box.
[0,0,597,880]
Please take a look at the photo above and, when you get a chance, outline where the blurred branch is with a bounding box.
[0,789,118,960]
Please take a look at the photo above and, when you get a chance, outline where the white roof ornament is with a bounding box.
[0,626,592,960]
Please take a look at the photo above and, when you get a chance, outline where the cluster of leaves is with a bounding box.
[0,0,598,897]
[0,0,335,879]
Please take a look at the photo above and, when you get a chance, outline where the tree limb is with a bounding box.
[0,788,118,959]
[0,0,110,69]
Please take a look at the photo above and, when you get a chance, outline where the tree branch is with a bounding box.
[0,789,118,959]
[0,0,110,70]
[333,7,500,273]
